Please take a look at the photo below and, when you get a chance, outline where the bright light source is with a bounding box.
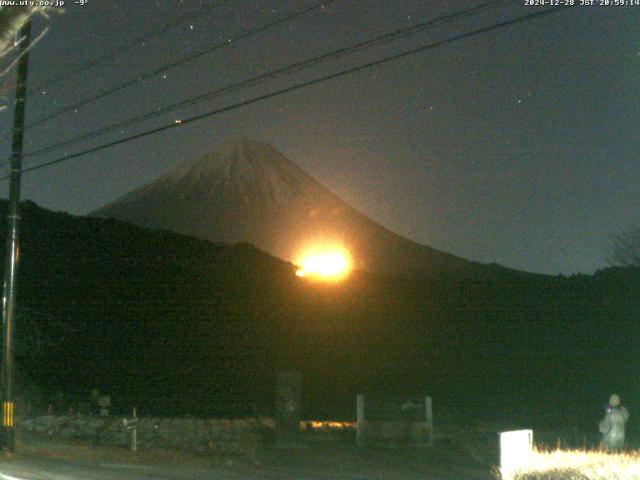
[295,247,351,281]
[500,429,533,479]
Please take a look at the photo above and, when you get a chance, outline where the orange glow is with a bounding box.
[300,420,356,431]
[295,246,352,281]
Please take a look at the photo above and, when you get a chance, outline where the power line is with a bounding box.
[0,6,570,181]
[24,0,510,159]
[27,0,233,95]
[11,0,336,140]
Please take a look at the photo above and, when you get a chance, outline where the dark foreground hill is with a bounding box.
[5,201,640,429]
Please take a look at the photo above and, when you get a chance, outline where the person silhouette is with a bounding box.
[599,394,629,451]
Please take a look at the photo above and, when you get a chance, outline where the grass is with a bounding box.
[508,447,640,480]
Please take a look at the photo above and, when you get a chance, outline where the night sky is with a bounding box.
[0,0,638,275]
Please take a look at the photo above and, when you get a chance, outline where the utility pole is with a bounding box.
[1,18,32,452]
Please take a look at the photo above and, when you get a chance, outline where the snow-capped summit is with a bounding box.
[92,137,503,278]
[159,137,324,207]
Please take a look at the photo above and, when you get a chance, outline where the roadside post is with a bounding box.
[123,407,139,452]
[356,394,364,447]
[425,396,433,446]
[275,371,303,447]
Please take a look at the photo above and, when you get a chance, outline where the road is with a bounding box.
[0,446,497,480]
[0,453,323,480]
[0,454,257,480]
[0,429,496,479]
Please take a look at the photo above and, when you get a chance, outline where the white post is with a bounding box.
[500,429,533,479]
[130,407,137,452]
[425,396,433,446]
[356,394,365,447]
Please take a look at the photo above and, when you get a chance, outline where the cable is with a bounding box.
[27,0,233,95]
[10,0,337,141]
[0,6,570,181]
[26,0,508,157]
[24,0,510,159]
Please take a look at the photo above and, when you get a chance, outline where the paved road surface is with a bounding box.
[0,453,323,480]
[0,449,495,479]
[0,430,496,479]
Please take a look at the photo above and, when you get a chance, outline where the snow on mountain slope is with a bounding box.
[92,137,517,279]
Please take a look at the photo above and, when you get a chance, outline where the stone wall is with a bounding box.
[19,414,275,455]
[356,420,431,446]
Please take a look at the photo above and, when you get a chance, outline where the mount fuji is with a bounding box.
[92,137,521,279]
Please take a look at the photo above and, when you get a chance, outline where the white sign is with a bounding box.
[500,429,533,479]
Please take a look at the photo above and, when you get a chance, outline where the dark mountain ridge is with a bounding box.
[92,137,538,281]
